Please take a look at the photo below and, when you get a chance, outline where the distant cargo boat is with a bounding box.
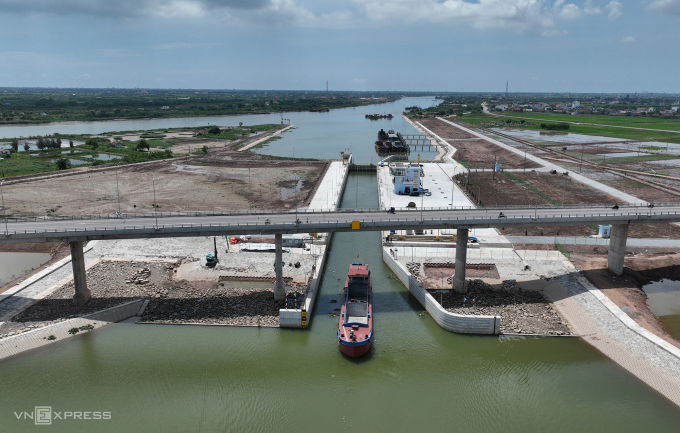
[375,140,387,151]
[365,113,393,120]
[338,263,373,358]
[378,129,389,141]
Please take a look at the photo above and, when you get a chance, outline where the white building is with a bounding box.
[572,101,581,108]
[389,163,423,195]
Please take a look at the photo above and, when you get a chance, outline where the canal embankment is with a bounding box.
[0,155,352,358]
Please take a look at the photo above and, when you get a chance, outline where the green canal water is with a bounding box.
[2,173,680,432]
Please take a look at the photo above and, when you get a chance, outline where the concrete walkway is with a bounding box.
[544,269,680,407]
[436,117,645,204]
[238,125,294,151]
[501,236,680,247]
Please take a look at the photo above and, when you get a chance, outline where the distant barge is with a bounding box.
[365,113,393,120]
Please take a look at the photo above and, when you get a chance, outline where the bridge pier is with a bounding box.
[69,241,91,307]
[453,229,468,294]
[274,234,285,301]
[607,223,629,276]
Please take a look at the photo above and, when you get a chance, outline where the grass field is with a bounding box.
[459,113,680,143]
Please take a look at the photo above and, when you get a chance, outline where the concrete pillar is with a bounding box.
[70,241,91,307]
[607,223,629,276]
[453,229,468,294]
[274,233,285,301]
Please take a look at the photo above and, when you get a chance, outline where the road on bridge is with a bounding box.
[2,204,679,244]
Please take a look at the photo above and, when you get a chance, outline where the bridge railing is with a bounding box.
[2,209,679,238]
[1,201,675,224]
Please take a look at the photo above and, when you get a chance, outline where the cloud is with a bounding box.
[97,48,139,57]
[605,1,622,20]
[351,0,602,35]
[583,0,601,14]
[150,42,216,49]
[0,0,273,18]
[620,35,635,43]
[649,0,680,15]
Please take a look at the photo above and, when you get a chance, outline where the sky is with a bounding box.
[0,0,678,93]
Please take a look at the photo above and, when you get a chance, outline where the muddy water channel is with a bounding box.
[642,279,680,340]
[2,174,680,432]
[0,252,51,286]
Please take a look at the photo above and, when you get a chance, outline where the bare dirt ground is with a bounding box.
[419,118,542,169]
[457,171,680,238]
[571,246,680,348]
[2,149,328,215]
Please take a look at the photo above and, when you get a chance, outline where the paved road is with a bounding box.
[2,204,680,244]
[502,236,680,247]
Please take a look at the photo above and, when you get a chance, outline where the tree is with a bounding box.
[56,138,62,148]
[201,145,208,154]
[136,139,150,152]
[86,138,99,149]
[10,138,18,152]
[55,158,71,170]
[23,143,30,152]
[69,140,74,148]
[36,137,47,150]
[239,121,243,127]
[207,126,220,135]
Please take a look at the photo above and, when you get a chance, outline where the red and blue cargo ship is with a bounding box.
[337,263,373,357]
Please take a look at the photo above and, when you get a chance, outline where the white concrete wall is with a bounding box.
[279,155,353,327]
[382,247,500,335]
[0,299,144,361]
[279,309,302,328]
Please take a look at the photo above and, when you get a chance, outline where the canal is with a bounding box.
[2,172,680,432]
[0,97,443,164]
[1,98,680,430]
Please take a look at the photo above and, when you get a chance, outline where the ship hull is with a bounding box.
[338,338,371,357]
[338,263,373,358]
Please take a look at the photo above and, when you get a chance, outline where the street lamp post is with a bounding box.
[152,174,158,229]
[115,169,121,216]
[1,180,7,235]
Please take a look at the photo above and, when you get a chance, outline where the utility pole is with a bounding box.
[248,166,251,209]
[493,154,497,180]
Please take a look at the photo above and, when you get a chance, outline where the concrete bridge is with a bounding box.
[1,203,679,305]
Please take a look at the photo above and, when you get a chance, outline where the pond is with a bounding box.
[79,153,123,161]
[0,251,52,285]
[641,278,680,340]
[490,128,630,144]
[48,158,89,166]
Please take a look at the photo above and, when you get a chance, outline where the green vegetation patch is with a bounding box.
[501,170,560,206]
[555,240,571,259]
